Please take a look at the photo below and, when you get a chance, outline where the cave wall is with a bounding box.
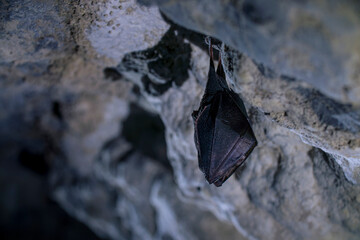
[1,0,360,240]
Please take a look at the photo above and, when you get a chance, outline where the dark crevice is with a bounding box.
[19,149,49,175]
[104,67,122,81]
[119,25,192,96]
[122,103,171,170]
[270,153,283,189]
[141,75,172,97]
[52,101,63,120]
[280,75,296,82]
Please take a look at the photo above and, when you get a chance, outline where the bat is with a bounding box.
[192,38,257,187]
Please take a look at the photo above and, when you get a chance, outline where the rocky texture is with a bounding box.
[220,46,360,184]
[139,0,360,105]
[0,146,102,240]
[135,0,360,184]
[115,22,360,238]
[1,0,360,240]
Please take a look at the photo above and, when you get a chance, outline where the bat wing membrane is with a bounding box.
[194,91,257,186]
[193,40,257,186]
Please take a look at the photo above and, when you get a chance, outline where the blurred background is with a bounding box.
[1,0,360,239]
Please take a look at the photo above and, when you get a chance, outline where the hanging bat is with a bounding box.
[192,38,257,187]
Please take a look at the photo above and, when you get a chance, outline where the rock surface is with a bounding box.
[1,0,360,240]
[139,0,360,105]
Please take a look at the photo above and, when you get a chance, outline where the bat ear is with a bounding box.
[205,37,221,95]
[216,52,226,80]
[205,37,228,94]
[208,37,215,69]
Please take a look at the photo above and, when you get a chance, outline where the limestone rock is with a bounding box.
[1,0,360,240]
[139,0,360,105]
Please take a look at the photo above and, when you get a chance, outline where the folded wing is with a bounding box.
[194,91,257,186]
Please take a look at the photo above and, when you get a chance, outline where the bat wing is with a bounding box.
[193,91,257,186]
